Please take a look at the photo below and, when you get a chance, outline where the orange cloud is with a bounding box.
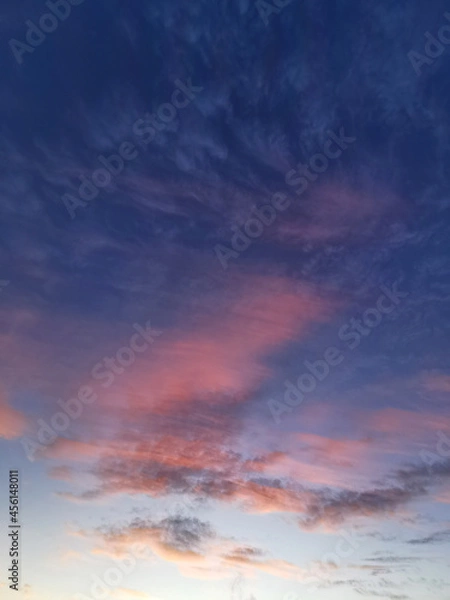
[48,465,74,481]
[84,517,305,582]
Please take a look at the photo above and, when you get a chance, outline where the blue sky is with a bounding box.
[1,1,450,599]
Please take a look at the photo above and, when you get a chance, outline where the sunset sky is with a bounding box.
[1,1,450,599]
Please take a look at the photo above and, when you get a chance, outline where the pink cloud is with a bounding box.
[111,275,335,416]
[273,184,403,245]
[421,371,450,395]
[368,407,450,438]
[0,392,28,439]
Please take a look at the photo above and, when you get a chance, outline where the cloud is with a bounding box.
[84,515,305,581]
[363,555,421,564]
[222,551,304,580]
[406,530,450,545]
[91,516,213,565]
[421,371,450,395]
[435,489,450,504]
[367,407,450,438]
[111,274,334,415]
[49,414,450,530]
[299,485,422,530]
[251,434,377,489]
[0,392,28,439]
[299,458,450,530]
[0,2,449,599]
[273,184,401,246]
[37,275,340,515]
[59,451,315,515]
[43,439,105,462]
